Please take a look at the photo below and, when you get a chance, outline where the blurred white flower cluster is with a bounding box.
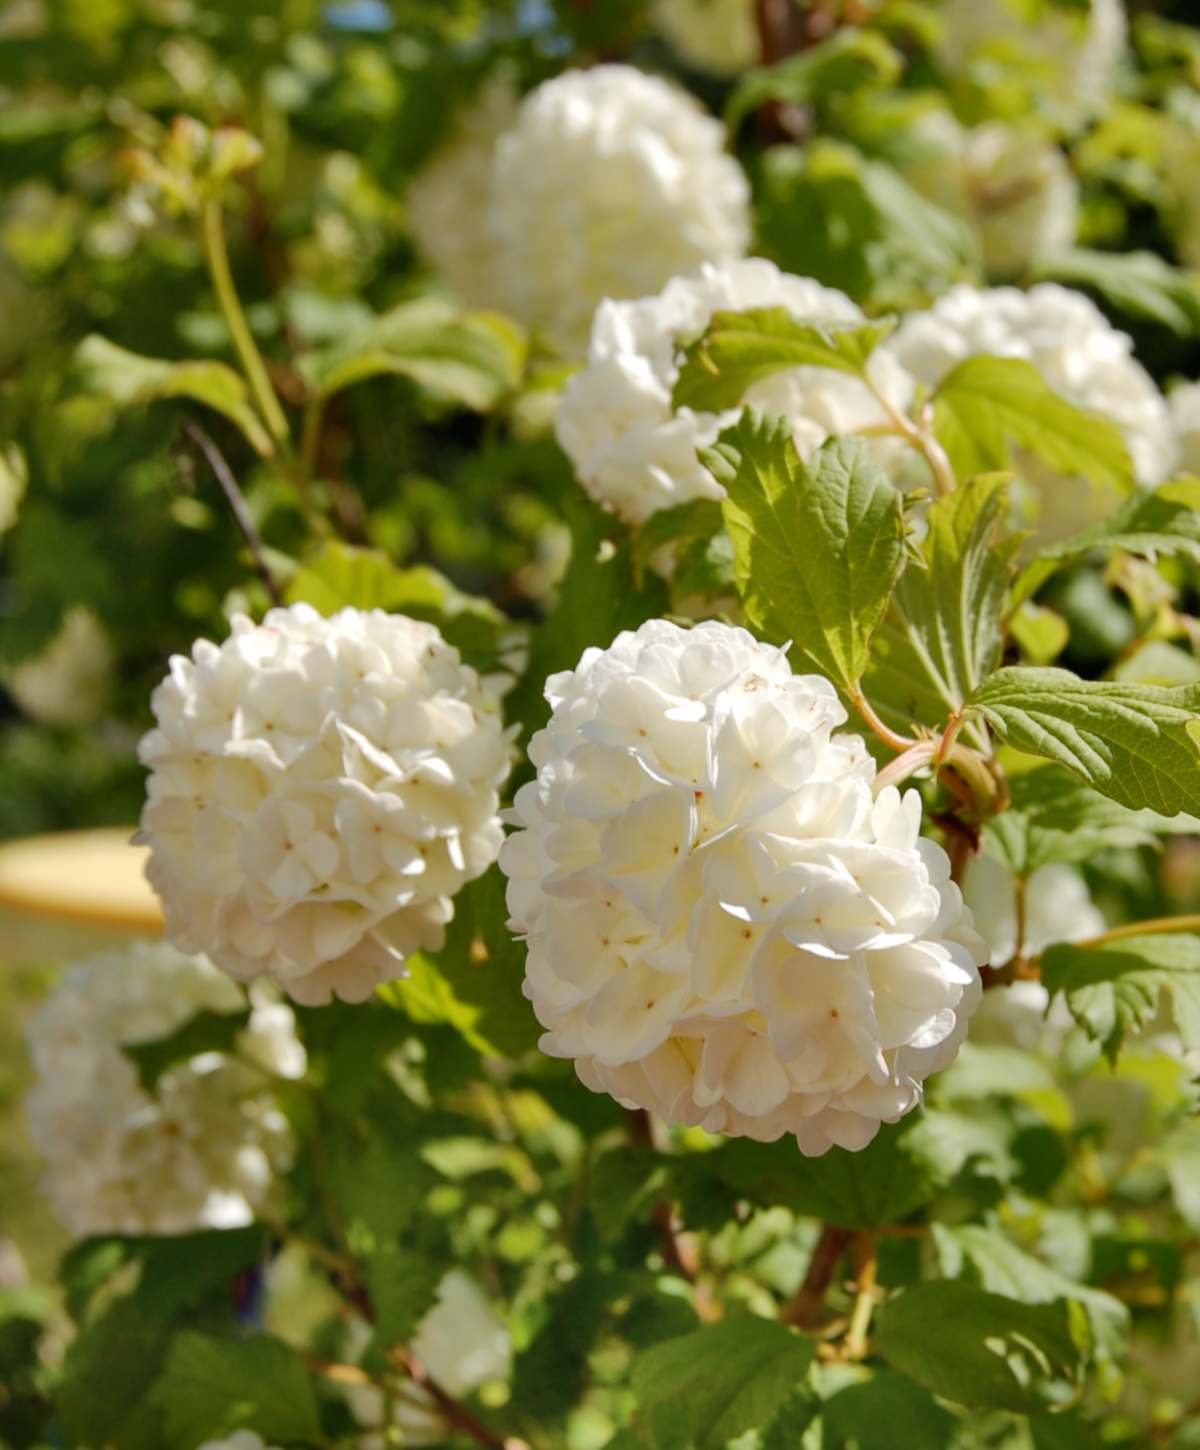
[5,605,114,727]
[24,941,302,1236]
[555,257,911,525]
[501,619,984,1155]
[652,0,759,76]
[882,282,1174,533]
[347,1269,512,1447]
[139,604,511,1006]
[937,0,1126,132]
[902,115,1078,277]
[409,65,751,357]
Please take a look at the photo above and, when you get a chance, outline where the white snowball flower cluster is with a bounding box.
[24,941,302,1237]
[139,604,511,1006]
[903,115,1078,278]
[346,1270,512,1447]
[406,71,518,312]
[938,0,1126,132]
[5,605,114,727]
[653,0,758,76]
[883,283,1174,534]
[1169,381,1200,476]
[556,258,913,525]
[489,66,751,357]
[501,620,985,1156]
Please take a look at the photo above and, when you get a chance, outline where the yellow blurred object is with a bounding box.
[0,828,163,934]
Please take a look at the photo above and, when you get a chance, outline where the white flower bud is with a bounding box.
[501,619,985,1156]
[139,604,511,1005]
[24,941,302,1236]
[555,258,913,526]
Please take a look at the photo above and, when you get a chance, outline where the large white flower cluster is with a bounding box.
[488,67,751,357]
[903,116,1078,278]
[555,258,912,525]
[501,620,985,1155]
[937,0,1126,132]
[24,941,302,1236]
[652,0,758,76]
[139,604,511,1006]
[406,72,518,312]
[883,283,1174,533]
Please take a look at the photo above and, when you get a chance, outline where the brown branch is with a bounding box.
[753,0,839,141]
[394,1348,527,1450]
[183,420,283,606]
[783,1224,852,1327]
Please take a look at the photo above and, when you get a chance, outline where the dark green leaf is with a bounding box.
[821,1370,956,1450]
[704,416,907,693]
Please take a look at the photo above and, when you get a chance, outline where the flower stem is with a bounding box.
[202,198,290,449]
[1058,914,1200,953]
[784,1224,852,1327]
[184,421,283,606]
[843,1232,878,1361]
[850,687,919,754]
[872,740,938,795]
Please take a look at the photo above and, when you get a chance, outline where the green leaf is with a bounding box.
[298,296,526,412]
[285,540,509,667]
[982,764,1200,876]
[1013,477,1200,606]
[968,667,1200,816]
[757,140,980,312]
[758,1385,820,1450]
[624,1317,816,1450]
[389,865,540,1060]
[932,355,1134,496]
[121,1007,250,1094]
[631,499,734,608]
[1009,601,1069,666]
[671,309,896,414]
[865,473,1017,736]
[1040,933,1200,1062]
[151,1331,322,1447]
[727,27,903,129]
[931,1224,1128,1361]
[1031,248,1200,337]
[873,1280,1088,1412]
[703,416,907,693]
[74,334,273,457]
[820,1370,956,1450]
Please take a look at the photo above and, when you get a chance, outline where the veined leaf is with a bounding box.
[671,308,895,414]
[968,668,1200,816]
[1041,933,1200,1062]
[703,414,907,694]
[932,355,1133,495]
[74,334,273,456]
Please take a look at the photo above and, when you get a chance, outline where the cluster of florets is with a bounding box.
[139,604,511,1006]
[501,620,985,1155]
[24,942,303,1236]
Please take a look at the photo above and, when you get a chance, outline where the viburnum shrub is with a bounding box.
[3,2,1200,1448]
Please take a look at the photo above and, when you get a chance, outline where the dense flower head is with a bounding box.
[652,0,758,76]
[139,603,511,1006]
[883,283,1174,533]
[489,66,751,357]
[501,619,985,1155]
[937,0,1126,132]
[555,258,912,525]
[24,941,302,1236]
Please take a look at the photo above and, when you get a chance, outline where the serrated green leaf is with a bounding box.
[298,296,525,412]
[1040,933,1200,1062]
[873,1280,1088,1412]
[704,416,907,693]
[625,1317,816,1450]
[1032,248,1200,336]
[865,473,1017,736]
[969,668,1200,815]
[74,334,273,457]
[151,1331,321,1447]
[932,355,1133,495]
[1013,477,1200,606]
[671,309,895,414]
[121,1007,250,1095]
[727,27,903,129]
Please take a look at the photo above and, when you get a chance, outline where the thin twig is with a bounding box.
[842,1232,879,1361]
[394,1348,526,1450]
[184,421,283,606]
[1043,914,1200,956]
[783,1224,852,1327]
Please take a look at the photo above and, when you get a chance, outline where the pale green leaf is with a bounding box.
[671,309,895,414]
[932,355,1133,495]
[1032,248,1200,337]
[1040,933,1200,1062]
[727,27,902,129]
[968,668,1200,816]
[74,334,273,456]
[1009,601,1069,666]
[703,415,907,693]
